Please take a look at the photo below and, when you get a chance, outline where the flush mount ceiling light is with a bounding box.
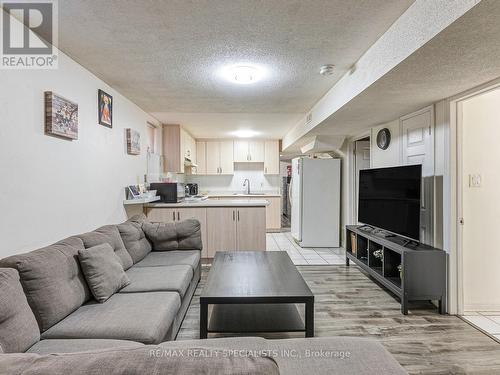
[220,64,266,85]
[231,129,260,138]
[319,64,335,76]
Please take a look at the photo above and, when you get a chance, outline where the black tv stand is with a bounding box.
[346,225,446,315]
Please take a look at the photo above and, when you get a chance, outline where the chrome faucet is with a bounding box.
[243,179,250,195]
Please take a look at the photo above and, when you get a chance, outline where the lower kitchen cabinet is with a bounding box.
[265,197,281,231]
[206,207,237,257]
[235,207,266,251]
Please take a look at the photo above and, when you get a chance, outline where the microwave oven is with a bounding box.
[149,183,185,203]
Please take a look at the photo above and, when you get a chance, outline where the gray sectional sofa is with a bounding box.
[0,214,407,374]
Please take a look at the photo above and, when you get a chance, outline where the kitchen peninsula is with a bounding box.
[144,199,269,260]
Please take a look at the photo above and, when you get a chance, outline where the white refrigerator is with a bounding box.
[290,157,341,247]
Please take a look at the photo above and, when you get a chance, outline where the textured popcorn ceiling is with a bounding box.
[58,0,413,117]
[283,0,500,151]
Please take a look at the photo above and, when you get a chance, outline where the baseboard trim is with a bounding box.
[464,303,500,311]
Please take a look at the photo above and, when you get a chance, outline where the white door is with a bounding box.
[401,107,434,245]
[290,158,302,241]
[354,140,370,223]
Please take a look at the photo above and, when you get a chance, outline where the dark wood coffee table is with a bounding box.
[200,251,314,338]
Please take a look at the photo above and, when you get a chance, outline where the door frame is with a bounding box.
[347,131,371,227]
[447,77,500,315]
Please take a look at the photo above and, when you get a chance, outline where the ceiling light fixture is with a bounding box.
[231,129,260,138]
[319,64,335,76]
[220,64,266,85]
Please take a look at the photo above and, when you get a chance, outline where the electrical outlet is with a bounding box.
[469,174,482,188]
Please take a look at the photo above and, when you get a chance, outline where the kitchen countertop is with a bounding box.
[145,198,270,208]
[204,192,282,198]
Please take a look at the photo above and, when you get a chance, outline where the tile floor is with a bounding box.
[266,231,346,265]
[462,312,500,341]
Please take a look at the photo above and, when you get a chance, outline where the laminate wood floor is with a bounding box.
[177,264,500,374]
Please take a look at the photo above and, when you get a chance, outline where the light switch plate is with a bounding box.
[469,174,482,188]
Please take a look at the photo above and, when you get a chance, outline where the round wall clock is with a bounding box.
[376,128,391,150]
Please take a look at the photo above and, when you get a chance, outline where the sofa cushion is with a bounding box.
[27,339,144,355]
[120,265,193,297]
[143,219,202,251]
[0,346,279,375]
[0,236,92,332]
[134,250,200,272]
[117,214,152,264]
[77,225,133,270]
[0,268,40,353]
[78,244,130,303]
[41,292,181,345]
[160,337,407,375]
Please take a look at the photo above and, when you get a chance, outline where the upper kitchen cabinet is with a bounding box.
[205,140,234,175]
[234,140,264,162]
[162,124,196,174]
[195,141,206,175]
[264,140,280,174]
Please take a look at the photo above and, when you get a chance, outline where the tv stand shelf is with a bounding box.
[346,225,446,315]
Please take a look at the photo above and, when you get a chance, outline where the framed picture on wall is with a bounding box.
[126,128,140,155]
[44,91,79,140]
[98,89,113,128]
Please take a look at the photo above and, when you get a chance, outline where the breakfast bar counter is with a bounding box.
[144,198,270,208]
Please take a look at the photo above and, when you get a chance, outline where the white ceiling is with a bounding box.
[58,0,414,137]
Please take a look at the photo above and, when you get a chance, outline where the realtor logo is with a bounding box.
[1,0,58,69]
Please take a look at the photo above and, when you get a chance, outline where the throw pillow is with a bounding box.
[143,219,202,251]
[78,243,130,303]
[117,214,152,263]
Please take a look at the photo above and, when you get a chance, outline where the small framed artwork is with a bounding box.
[98,89,112,128]
[126,128,141,155]
[45,91,78,140]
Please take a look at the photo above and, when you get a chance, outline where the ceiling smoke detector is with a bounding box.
[319,64,335,76]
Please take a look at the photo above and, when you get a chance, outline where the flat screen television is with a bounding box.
[358,165,421,241]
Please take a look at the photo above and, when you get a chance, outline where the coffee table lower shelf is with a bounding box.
[207,303,305,334]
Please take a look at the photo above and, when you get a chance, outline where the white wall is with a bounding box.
[461,88,500,310]
[0,50,159,257]
[186,164,281,194]
[370,120,401,168]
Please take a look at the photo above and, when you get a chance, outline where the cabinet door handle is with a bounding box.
[177,212,180,221]
[237,210,240,221]
[220,167,222,174]
[233,210,235,221]
[172,211,175,221]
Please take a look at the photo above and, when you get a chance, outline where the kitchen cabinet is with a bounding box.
[195,141,206,175]
[234,140,264,162]
[265,197,282,230]
[205,140,234,175]
[206,206,266,254]
[236,207,266,250]
[264,140,280,175]
[214,195,281,231]
[162,124,196,174]
[206,207,237,257]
